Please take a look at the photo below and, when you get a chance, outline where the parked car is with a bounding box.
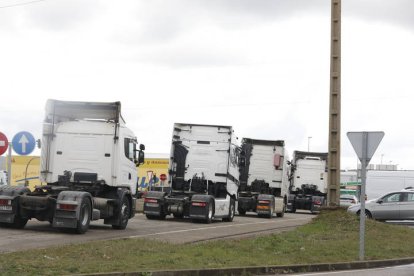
[340,194,359,207]
[347,189,414,220]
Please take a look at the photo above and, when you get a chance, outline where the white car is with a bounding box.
[347,189,414,220]
[340,194,358,207]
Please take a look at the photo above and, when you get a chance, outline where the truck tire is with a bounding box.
[173,213,184,219]
[222,199,235,222]
[276,204,285,218]
[76,198,91,234]
[204,200,214,224]
[11,215,28,229]
[112,197,130,230]
[238,207,246,216]
[145,213,166,220]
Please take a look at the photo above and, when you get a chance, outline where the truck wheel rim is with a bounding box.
[121,202,129,223]
[81,205,89,226]
[208,204,213,219]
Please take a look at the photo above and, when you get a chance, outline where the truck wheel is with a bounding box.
[146,213,166,220]
[173,213,184,219]
[76,198,91,234]
[223,199,235,222]
[11,215,28,229]
[112,197,130,230]
[146,214,156,220]
[204,200,214,224]
[238,207,246,216]
[276,205,285,218]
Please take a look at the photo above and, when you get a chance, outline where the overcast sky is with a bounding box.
[1,0,414,170]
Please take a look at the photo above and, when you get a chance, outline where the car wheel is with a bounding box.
[358,209,372,219]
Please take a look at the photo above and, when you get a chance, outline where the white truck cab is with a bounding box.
[0,99,145,233]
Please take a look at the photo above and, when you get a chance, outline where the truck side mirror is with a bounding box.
[136,151,145,166]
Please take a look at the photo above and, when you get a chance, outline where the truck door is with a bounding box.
[121,137,138,186]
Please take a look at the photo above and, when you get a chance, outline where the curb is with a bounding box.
[83,257,414,275]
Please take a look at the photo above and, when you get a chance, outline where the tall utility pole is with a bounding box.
[328,0,341,207]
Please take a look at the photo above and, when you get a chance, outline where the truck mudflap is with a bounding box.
[53,191,92,230]
[0,186,31,227]
[256,194,275,218]
[143,191,167,219]
[189,194,214,223]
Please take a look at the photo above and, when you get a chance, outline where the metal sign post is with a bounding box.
[347,131,384,261]
[7,144,12,186]
[359,133,368,261]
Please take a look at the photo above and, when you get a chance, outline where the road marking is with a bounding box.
[127,217,310,239]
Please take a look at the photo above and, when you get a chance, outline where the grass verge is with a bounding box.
[0,209,413,275]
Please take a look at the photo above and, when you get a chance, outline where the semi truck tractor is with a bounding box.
[143,123,240,223]
[0,99,145,233]
[237,138,289,218]
[287,151,328,213]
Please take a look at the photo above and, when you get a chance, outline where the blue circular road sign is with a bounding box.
[12,131,36,156]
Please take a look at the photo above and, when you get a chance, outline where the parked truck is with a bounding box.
[0,99,145,233]
[287,151,328,213]
[237,138,289,218]
[143,123,240,223]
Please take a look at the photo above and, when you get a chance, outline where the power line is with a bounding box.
[0,0,48,9]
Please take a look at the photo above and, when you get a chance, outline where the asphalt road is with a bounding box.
[291,263,414,276]
[0,212,314,253]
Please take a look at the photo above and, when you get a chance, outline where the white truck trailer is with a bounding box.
[237,138,289,218]
[0,99,145,233]
[143,123,240,223]
[287,151,328,213]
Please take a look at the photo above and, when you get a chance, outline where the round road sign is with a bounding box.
[12,131,36,156]
[160,174,167,181]
[0,132,8,156]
